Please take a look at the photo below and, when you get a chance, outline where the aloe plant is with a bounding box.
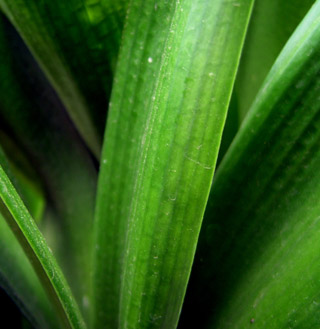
[0,0,319,328]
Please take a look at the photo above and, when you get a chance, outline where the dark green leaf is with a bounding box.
[0,15,97,320]
[0,0,128,156]
[0,131,45,223]
[181,2,320,328]
[235,0,314,120]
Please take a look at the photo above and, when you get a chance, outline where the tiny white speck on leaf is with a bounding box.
[83,296,89,309]
[148,57,153,63]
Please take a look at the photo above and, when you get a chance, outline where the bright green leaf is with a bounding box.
[92,0,254,328]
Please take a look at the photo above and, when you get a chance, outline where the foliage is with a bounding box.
[0,0,319,328]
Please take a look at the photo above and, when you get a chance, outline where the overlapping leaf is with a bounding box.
[180,1,320,328]
[0,131,45,223]
[218,0,314,166]
[2,0,320,328]
[234,0,314,121]
[0,147,58,329]
[0,0,128,156]
[0,15,97,320]
[92,0,254,328]
[0,161,86,329]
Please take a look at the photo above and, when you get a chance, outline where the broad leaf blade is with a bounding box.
[0,0,128,157]
[93,0,254,328]
[181,1,320,328]
[0,164,86,329]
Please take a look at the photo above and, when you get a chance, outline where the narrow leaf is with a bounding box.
[0,165,86,329]
[181,1,320,328]
[0,15,97,318]
[93,0,254,328]
[0,147,59,329]
[0,214,58,329]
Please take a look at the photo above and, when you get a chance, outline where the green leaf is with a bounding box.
[219,0,314,163]
[92,0,254,328]
[0,131,45,223]
[0,15,97,320]
[0,0,128,157]
[0,213,58,329]
[234,0,314,121]
[0,163,86,329]
[181,1,320,328]
[216,93,239,166]
[0,147,59,329]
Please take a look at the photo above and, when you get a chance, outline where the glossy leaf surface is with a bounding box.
[93,0,254,328]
